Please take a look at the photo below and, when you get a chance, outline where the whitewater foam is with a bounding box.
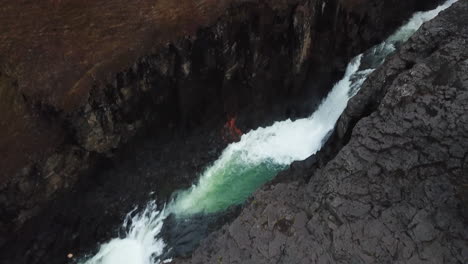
[170,54,364,215]
[82,202,166,264]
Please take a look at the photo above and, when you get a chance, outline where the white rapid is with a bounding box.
[80,1,458,263]
[170,53,364,216]
[83,202,166,264]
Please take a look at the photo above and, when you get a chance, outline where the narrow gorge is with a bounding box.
[0,0,466,264]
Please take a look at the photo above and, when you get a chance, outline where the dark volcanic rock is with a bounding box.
[177,1,468,263]
[0,0,443,253]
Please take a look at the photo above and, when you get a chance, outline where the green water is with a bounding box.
[172,152,286,215]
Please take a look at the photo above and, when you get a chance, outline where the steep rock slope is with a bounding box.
[178,1,468,263]
[0,0,441,247]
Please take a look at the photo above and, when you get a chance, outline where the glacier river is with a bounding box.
[81,1,458,263]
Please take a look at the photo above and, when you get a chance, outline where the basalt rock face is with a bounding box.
[0,0,442,249]
[178,2,468,263]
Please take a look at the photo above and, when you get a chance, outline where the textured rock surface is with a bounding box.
[0,0,441,250]
[177,2,468,263]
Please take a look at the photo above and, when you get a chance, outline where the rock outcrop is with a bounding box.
[0,0,442,253]
[178,1,468,263]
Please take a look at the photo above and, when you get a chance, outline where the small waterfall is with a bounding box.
[80,1,458,263]
[84,202,166,264]
[170,54,364,216]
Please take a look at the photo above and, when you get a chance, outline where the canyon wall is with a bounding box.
[178,1,468,263]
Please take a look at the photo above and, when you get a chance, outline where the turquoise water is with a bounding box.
[171,154,286,215]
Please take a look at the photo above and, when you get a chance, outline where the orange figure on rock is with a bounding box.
[223,116,242,142]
